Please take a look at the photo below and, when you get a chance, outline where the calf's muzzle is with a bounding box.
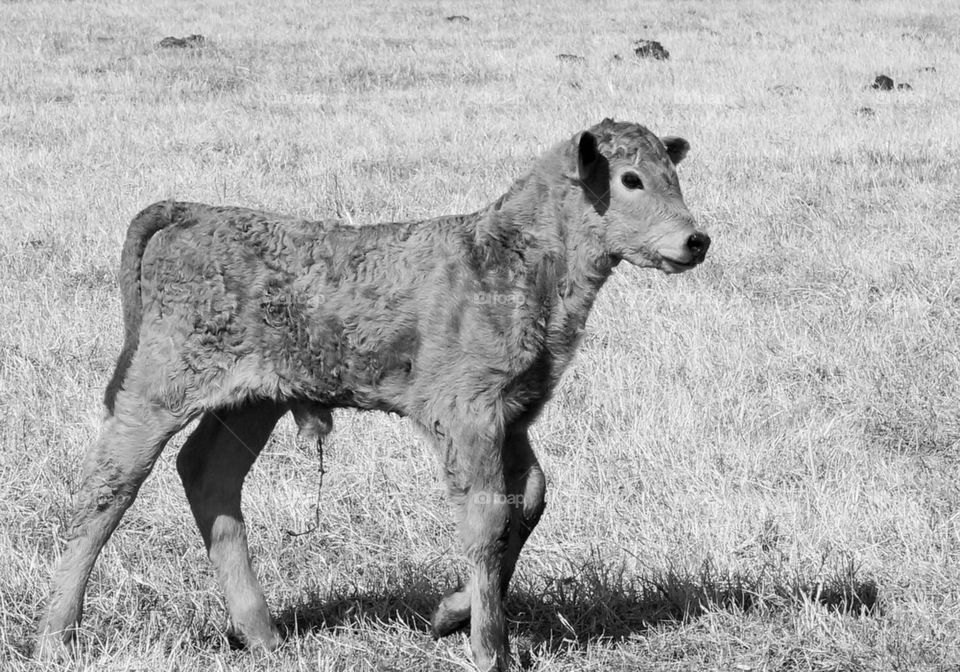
[685,231,711,264]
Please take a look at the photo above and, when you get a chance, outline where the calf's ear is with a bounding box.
[576,131,610,214]
[660,136,690,165]
[577,131,600,180]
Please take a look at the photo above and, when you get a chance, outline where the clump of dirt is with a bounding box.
[870,74,914,91]
[157,34,206,49]
[634,39,669,60]
[770,84,802,96]
[871,75,894,90]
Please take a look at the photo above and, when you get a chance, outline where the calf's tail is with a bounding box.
[103,201,179,414]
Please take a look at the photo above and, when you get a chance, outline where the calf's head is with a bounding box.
[575,118,709,273]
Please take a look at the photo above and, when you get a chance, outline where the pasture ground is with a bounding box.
[2,1,960,670]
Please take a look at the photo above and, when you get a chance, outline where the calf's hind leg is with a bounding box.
[176,401,286,650]
[39,392,188,653]
[432,427,546,639]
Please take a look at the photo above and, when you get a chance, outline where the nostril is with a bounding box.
[686,232,711,260]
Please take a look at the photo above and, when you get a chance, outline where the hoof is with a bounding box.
[430,589,471,638]
[231,617,282,651]
[471,648,510,672]
[35,624,76,662]
[246,626,282,652]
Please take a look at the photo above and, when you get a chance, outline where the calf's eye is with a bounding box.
[621,172,644,190]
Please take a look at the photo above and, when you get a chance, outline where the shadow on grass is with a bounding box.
[509,553,879,652]
[275,573,440,639]
[273,551,880,655]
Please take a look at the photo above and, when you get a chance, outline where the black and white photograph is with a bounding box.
[2,1,957,670]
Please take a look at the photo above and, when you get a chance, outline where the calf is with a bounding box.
[39,118,709,670]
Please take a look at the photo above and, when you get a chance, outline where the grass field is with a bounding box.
[3,0,960,669]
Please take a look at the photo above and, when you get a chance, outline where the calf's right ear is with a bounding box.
[577,131,600,181]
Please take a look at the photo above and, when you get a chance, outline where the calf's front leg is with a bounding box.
[432,426,546,640]
[438,422,512,671]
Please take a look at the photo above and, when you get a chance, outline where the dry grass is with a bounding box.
[3,0,960,670]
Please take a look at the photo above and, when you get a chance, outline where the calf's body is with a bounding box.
[40,119,709,671]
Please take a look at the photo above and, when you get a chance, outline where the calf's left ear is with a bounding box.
[577,131,600,180]
[660,136,690,165]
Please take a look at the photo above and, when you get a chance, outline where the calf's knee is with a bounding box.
[462,491,511,552]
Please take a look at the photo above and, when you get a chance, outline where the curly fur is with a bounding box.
[41,119,709,671]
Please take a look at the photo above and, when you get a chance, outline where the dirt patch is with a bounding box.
[634,39,669,60]
[157,34,206,49]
